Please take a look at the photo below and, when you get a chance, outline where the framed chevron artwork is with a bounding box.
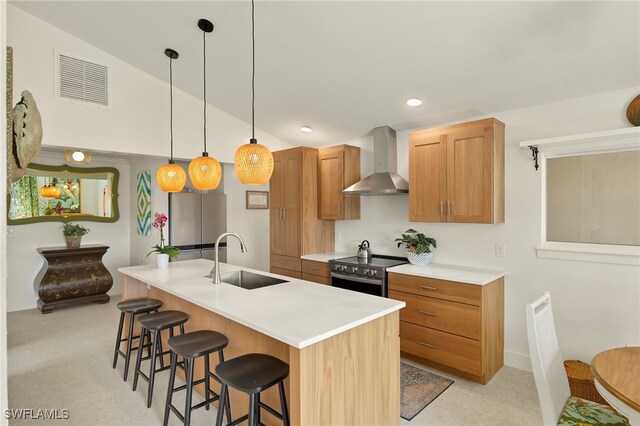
[136,170,151,236]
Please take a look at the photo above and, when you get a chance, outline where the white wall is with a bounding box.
[6,151,131,312]
[333,87,640,369]
[1,0,10,420]
[7,5,293,162]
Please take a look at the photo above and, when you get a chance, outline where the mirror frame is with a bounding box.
[7,163,120,225]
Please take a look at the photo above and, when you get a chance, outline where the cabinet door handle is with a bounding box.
[280,208,284,220]
[283,208,287,219]
[440,201,444,216]
[447,201,452,216]
[419,310,437,317]
[419,285,438,291]
[310,266,320,270]
[337,201,342,215]
[419,341,438,349]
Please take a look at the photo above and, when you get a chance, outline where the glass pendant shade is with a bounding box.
[234,142,274,185]
[189,155,222,190]
[40,185,61,198]
[157,162,186,192]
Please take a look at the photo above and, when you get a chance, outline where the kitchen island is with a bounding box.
[119,259,404,425]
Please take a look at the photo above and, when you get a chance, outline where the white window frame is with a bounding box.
[520,127,640,266]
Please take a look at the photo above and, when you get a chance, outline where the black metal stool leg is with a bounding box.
[113,311,125,369]
[248,394,257,426]
[204,353,211,410]
[163,352,178,426]
[132,327,147,391]
[278,381,290,426]
[147,330,160,408]
[255,393,261,425]
[123,312,136,381]
[215,383,228,426]
[158,329,166,369]
[180,323,185,335]
[218,350,232,424]
[184,356,195,426]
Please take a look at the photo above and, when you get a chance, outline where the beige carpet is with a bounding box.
[401,362,453,421]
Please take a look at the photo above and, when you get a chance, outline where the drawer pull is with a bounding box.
[419,310,437,317]
[310,266,320,270]
[419,341,438,349]
[419,285,438,291]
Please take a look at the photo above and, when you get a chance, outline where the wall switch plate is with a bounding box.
[7,229,14,238]
[495,243,505,257]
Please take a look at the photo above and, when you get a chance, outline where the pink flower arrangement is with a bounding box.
[147,211,179,259]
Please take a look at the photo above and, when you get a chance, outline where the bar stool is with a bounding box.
[132,310,189,408]
[163,330,231,426]
[112,297,163,381]
[214,353,290,426]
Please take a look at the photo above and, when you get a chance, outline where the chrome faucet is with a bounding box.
[211,232,248,284]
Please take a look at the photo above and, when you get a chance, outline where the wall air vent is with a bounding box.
[56,52,109,107]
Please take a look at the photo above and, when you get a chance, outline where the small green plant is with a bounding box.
[61,222,90,237]
[395,229,437,255]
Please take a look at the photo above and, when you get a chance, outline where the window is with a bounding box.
[546,151,640,246]
[520,127,640,265]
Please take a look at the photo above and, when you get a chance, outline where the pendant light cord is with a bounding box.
[169,56,174,162]
[251,0,256,142]
[203,29,208,153]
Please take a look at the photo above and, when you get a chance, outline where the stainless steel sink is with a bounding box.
[219,270,288,290]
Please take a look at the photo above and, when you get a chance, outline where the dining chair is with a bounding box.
[526,292,629,426]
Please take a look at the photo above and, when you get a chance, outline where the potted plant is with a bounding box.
[147,212,179,268]
[61,222,90,248]
[395,228,437,266]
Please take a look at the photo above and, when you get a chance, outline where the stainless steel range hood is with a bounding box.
[343,126,409,195]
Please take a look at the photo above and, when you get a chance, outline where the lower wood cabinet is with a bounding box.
[389,272,504,384]
[301,260,330,285]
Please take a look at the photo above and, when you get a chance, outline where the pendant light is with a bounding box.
[234,0,274,185]
[189,19,222,191]
[157,48,187,193]
[40,178,61,198]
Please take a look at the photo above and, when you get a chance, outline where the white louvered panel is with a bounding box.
[57,53,109,106]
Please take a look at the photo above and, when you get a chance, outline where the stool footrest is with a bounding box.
[259,402,285,421]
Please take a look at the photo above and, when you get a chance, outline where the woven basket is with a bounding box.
[564,360,609,406]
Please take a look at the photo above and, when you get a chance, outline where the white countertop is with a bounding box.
[119,259,404,349]
[387,262,507,285]
[300,252,351,262]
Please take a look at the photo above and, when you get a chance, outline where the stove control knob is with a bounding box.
[351,266,358,273]
[341,265,348,272]
[361,268,369,275]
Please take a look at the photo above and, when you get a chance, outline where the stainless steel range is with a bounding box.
[329,255,408,297]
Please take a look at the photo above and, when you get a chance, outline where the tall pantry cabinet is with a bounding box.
[269,147,334,278]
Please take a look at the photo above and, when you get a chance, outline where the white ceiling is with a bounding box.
[11,1,640,146]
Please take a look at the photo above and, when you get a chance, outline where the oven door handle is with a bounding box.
[331,273,383,286]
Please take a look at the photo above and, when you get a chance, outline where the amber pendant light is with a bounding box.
[234,0,274,185]
[189,19,222,191]
[40,180,61,198]
[157,48,187,193]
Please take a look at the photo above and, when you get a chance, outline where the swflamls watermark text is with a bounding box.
[4,409,70,420]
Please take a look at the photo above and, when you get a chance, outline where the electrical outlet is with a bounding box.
[7,228,14,238]
[495,243,505,257]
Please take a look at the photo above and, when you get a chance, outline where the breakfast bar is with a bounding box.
[119,259,405,426]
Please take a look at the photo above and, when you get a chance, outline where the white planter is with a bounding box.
[407,251,433,267]
[156,253,169,269]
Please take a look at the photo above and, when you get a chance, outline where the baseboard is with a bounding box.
[7,298,37,312]
[504,349,532,372]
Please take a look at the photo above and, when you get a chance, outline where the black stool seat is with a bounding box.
[216,353,289,394]
[117,297,163,314]
[138,310,188,330]
[168,330,228,358]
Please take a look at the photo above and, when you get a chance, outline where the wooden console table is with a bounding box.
[35,245,113,314]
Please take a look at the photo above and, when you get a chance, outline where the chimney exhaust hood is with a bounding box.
[342,126,409,195]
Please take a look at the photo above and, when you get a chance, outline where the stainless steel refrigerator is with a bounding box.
[168,191,227,262]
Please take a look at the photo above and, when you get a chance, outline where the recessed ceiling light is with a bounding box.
[71,151,85,162]
[406,98,423,107]
[300,126,312,133]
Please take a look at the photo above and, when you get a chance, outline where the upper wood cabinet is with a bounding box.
[270,147,334,275]
[409,118,505,223]
[318,145,361,220]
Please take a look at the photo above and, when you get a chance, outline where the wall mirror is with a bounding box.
[8,163,120,224]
